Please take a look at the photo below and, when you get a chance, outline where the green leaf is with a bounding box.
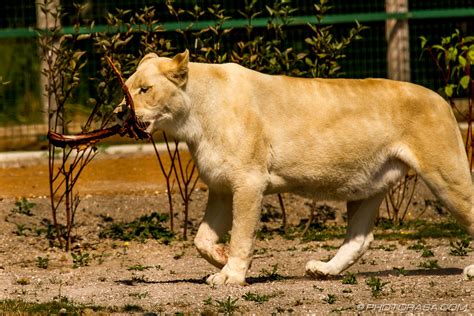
[447,47,458,62]
[468,49,474,65]
[444,84,455,97]
[420,36,428,49]
[458,55,467,67]
[441,36,451,46]
[459,75,470,90]
[432,44,446,52]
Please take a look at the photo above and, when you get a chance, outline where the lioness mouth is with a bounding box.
[47,56,151,149]
[136,119,151,131]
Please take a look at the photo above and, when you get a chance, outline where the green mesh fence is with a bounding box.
[0,0,473,150]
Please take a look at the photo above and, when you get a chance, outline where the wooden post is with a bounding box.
[386,0,410,82]
[36,0,61,130]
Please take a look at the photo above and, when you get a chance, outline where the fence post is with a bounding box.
[386,0,410,82]
[36,0,61,131]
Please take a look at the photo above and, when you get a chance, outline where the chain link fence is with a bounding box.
[0,0,473,151]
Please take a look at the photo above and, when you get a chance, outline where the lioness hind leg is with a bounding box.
[417,166,474,279]
[194,190,232,269]
[306,192,385,277]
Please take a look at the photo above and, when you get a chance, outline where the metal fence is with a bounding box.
[0,0,473,151]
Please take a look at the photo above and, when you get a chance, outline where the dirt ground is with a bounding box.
[0,149,473,314]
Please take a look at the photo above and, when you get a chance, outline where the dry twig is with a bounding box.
[47,55,150,149]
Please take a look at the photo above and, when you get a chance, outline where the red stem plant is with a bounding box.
[39,0,96,250]
[172,138,200,240]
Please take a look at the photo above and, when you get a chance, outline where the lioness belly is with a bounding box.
[266,156,407,201]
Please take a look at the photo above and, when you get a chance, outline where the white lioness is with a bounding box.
[124,50,474,285]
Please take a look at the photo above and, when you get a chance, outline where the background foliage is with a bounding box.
[1,0,473,125]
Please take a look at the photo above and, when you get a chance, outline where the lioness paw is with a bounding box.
[206,271,246,286]
[305,260,334,278]
[463,264,474,280]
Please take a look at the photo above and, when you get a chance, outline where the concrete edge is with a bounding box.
[0,142,189,168]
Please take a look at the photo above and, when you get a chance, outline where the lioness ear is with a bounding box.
[138,52,159,66]
[165,49,189,87]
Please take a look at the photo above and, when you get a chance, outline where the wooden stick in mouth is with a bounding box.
[47,55,150,149]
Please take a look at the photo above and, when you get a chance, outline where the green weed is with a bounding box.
[242,292,275,303]
[408,241,426,251]
[71,251,90,268]
[393,267,407,276]
[36,256,49,269]
[127,265,153,271]
[14,224,29,236]
[323,294,337,304]
[341,272,357,285]
[203,297,213,306]
[11,197,36,216]
[407,240,434,257]
[16,278,30,285]
[421,248,434,257]
[99,212,174,244]
[419,259,440,269]
[215,297,239,314]
[375,244,397,252]
[260,264,285,281]
[449,238,471,256]
[366,276,389,298]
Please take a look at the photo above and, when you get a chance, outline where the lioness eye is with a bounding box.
[139,86,151,94]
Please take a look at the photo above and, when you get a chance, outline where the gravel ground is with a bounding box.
[0,151,472,314]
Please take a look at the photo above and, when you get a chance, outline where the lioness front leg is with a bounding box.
[306,192,385,277]
[206,180,264,285]
[194,191,232,268]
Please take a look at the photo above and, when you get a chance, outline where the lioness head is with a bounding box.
[122,50,190,135]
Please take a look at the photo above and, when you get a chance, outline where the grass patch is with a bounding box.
[255,219,466,242]
[301,225,345,242]
[99,212,174,243]
[374,219,468,240]
[0,298,104,314]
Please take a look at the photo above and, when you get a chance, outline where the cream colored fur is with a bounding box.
[124,50,474,285]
